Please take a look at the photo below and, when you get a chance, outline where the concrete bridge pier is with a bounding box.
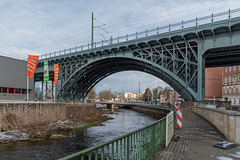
[106,103,118,109]
[106,104,112,109]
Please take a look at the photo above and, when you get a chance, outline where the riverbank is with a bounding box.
[0,109,112,145]
[0,108,156,159]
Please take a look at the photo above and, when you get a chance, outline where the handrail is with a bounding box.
[59,117,167,160]
[40,8,240,60]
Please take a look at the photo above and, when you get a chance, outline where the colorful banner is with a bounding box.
[27,55,39,78]
[54,64,59,84]
[43,60,49,82]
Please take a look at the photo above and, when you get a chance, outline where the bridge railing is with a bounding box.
[59,117,166,160]
[40,8,240,60]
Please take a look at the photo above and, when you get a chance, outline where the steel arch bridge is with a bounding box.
[35,9,240,102]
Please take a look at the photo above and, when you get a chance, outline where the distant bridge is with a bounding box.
[35,9,240,102]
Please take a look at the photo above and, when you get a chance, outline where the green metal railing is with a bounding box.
[169,104,177,127]
[59,117,166,160]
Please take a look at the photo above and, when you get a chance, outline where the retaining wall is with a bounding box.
[121,104,170,119]
[192,106,240,144]
[182,101,231,109]
[0,103,96,130]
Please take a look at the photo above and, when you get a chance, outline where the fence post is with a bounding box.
[127,136,130,159]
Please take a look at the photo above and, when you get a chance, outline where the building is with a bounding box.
[153,88,164,103]
[124,92,141,102]
[153,87,179,104]
[0,55,34,101]
[222,65,240,105]
[205,67,223,99]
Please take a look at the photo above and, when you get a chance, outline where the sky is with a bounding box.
[0,0,239,94]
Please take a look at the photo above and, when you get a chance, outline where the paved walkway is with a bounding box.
[151,108,240,160]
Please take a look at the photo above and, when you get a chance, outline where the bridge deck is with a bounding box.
[151,108,240,160]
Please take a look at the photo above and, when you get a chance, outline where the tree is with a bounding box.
[164,87,171,102]
[98,90,114,100]
[87,88,97,99]
[143,88,152,103]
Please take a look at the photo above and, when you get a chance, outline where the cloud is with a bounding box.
[0,47,39,60]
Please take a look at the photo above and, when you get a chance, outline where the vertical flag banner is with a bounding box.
[54,64,59,84]
[44,60,49,82]
[27,55,39,78]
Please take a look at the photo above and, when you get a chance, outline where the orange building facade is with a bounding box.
[205,67,223,99]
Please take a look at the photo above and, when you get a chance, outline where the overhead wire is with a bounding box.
[103,1,239,35]
[36,0,239,54]
[40,2,230,51]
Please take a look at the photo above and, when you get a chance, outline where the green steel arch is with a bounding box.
[58,55,197,102]
[35,9,240,102]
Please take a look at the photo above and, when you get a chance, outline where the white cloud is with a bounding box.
[0,47,39,60]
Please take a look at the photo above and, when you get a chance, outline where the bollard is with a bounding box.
[177,109,182,128]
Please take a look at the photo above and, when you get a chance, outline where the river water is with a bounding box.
[0,107,156,159]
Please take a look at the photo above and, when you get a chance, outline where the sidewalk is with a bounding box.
[151,108,240,160]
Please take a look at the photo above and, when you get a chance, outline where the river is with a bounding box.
[0,107,157,159]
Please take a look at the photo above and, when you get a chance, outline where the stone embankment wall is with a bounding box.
[101,102,170,119]
[182,101,231,109]
[122,104,170,119]
[0,103,96,130]
[192,106,240,144]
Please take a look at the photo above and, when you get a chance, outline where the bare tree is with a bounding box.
[87,88,97,99]
[143,88,152,103]
[98,90,114,100]
[164,87,171,102]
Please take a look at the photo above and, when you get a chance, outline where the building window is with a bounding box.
[225,88,227,94]
[239,98,240,104]
[2,87,7,93]
[234,66,236,71]
[22,89,27,94]
[229,87,232,94]
[225,67,228,73]
[229,66,231,72]
[239,65,240,71]
[234,87,236,93]
[238,74,240,81]
[15,88,21,94]
[9,88,14,94]
[233,76,236,82]
[225,77,227,83]
[234,99,236,104]
[229,76,231,83]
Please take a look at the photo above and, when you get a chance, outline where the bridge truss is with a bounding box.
[53,40,200,102]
